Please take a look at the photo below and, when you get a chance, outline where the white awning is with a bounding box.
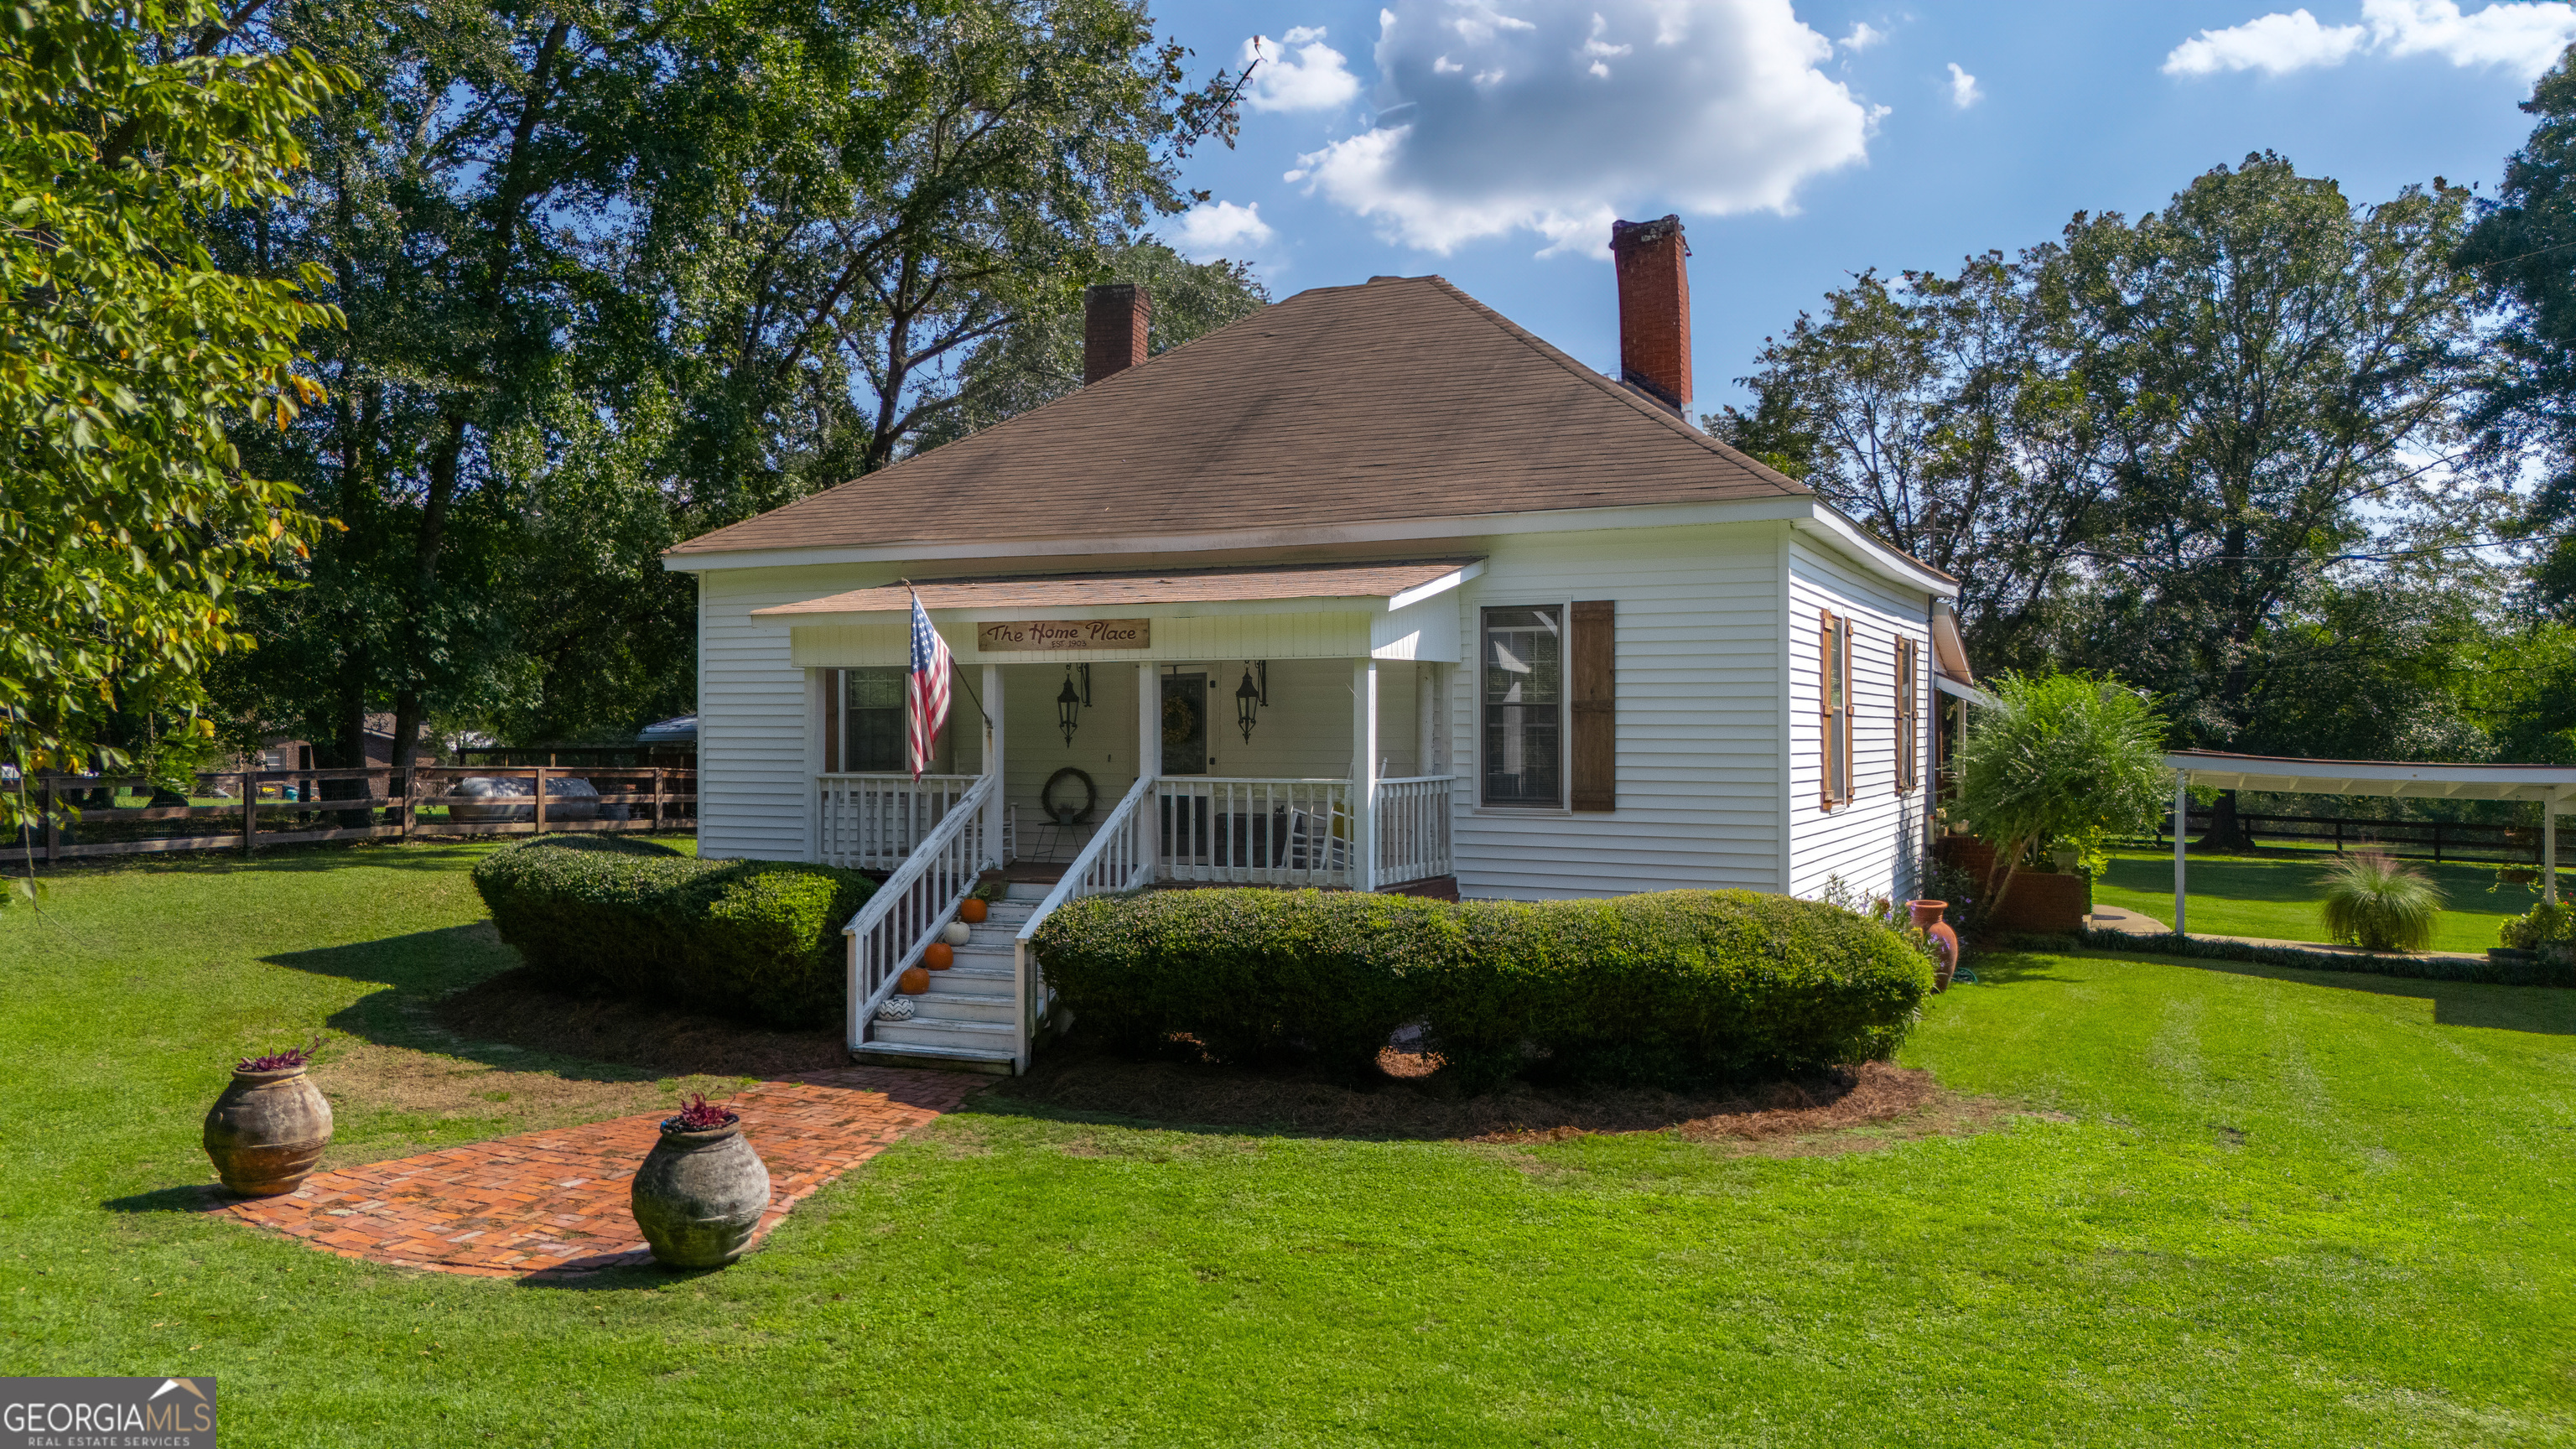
[2165,750,2576,803]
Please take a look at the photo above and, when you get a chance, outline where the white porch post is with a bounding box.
[2547,791,2560,905]
[1353,657,1379,892]
[981,664,1005,870]
[2173,770,2189,937]
[1137,662,1161,877]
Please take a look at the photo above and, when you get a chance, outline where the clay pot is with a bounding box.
[630,1117,771,1269]
[896,965,931,995]
[924,942,954,970]
[203,1066,334,1197]
[1909,900,1961,993]
[959,898,989,925]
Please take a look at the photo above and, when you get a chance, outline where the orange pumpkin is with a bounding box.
[959,898,989,924]
[896,966,931,995]
[924,942,954,969]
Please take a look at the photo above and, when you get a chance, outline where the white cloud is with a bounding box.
[2166,0,2576,79]
[1242,28,1363,112]
[1285,0,1876,257]
[1840,21,1885,52]
[1169,201,1275,258]
[1945,61,1982,106]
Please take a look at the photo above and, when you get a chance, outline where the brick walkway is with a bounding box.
[221,1067,979,1280]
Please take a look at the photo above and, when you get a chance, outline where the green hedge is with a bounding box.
[2052,927,2576,987]
[1031,888,1934,1089]
[470,836,875,1026]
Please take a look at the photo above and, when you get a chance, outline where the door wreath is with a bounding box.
[1162,689,1202,746]
[1041,766,1098,826]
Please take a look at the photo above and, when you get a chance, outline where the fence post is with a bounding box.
[651,766,664,832]
[241,773,256,854]
[534,765,548,837]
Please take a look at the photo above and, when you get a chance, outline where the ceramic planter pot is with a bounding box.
[631,1117,771,1268]
[203,1066,334,1197]
[1908,900,1961,994]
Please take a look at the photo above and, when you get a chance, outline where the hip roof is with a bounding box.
[667,274,1807,559]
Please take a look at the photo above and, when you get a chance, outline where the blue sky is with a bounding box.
[1150,0,2576,415]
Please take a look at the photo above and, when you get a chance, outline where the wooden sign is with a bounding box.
[975,619,1150,652]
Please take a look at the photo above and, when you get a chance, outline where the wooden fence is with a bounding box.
[2151,809,2538,865]
[1,766,696,865]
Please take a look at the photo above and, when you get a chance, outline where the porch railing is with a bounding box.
[1153,776,1355,887]
[844,774,995,1052]
[1011,773,1156,1067]
[818,772,980,871]
[1374,776,1458,886]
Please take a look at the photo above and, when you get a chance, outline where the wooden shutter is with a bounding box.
[1819,612,1849,808]
[1897,639,1919,792]
[1571,600,1616,812]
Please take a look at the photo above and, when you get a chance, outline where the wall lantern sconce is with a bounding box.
[1056,663,1091,745]
[1234,661,1267,744]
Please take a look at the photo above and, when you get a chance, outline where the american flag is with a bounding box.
[906,589,952,781]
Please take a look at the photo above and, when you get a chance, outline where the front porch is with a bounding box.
[754,559,1485,1072]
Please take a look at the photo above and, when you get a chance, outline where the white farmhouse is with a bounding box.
[665,216,1976,1072]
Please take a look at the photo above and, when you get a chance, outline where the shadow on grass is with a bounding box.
[102,1185,233,1214]
[2164,957,2576,1034]
[1952,950,2080,988]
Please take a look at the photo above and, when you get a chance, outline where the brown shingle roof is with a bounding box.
[668,275,1805,558]
[752,559,1483,618]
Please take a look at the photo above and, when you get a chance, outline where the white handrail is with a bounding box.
[1153,776,1355,887]
[1010,772,1156,1067]
[844,773,995,1052]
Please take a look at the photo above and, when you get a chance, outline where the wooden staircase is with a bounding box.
[850,883,1047,1074]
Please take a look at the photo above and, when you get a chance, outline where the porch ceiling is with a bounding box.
[752,558,1485,623]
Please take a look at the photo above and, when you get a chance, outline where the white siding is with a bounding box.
[698,564,891,860]
[1784,535,1935,905]
[1448,523,1784,901]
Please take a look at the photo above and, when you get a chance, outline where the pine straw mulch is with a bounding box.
[984,1034,2043,1155]
[423,974,2041,1156]
[430,968,851,1079]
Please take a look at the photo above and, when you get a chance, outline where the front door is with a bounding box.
[1161,673,1208,775]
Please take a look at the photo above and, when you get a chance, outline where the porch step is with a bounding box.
[866,1012,1018,1052]
[1003,882,1055,904]
[849,1040,1018,1075]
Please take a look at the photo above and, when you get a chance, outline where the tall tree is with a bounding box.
[1712,254,2104,671]
[2044,155,2486,750]
[2,0,341,826]
[2459,43,2576,608]
[207,0,1247,763]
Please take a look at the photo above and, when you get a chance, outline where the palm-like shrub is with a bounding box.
[2319,853,2444,953]
[1951,673,2171,909]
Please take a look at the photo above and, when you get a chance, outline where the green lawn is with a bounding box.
[5,844,2573,1445]
[2095,848,2549,953]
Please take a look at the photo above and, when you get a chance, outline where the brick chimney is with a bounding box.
[1083,283,1150,384]
[1608,215,1690,413]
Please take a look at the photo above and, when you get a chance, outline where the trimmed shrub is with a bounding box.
[471,837,874,1026]
[1031,887,1933,1090]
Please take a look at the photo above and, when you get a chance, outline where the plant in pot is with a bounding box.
[2319,852,2444,952]
[204,1037,332,1197]
[631,1093,771,1269]
[1950,673,2170,917]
